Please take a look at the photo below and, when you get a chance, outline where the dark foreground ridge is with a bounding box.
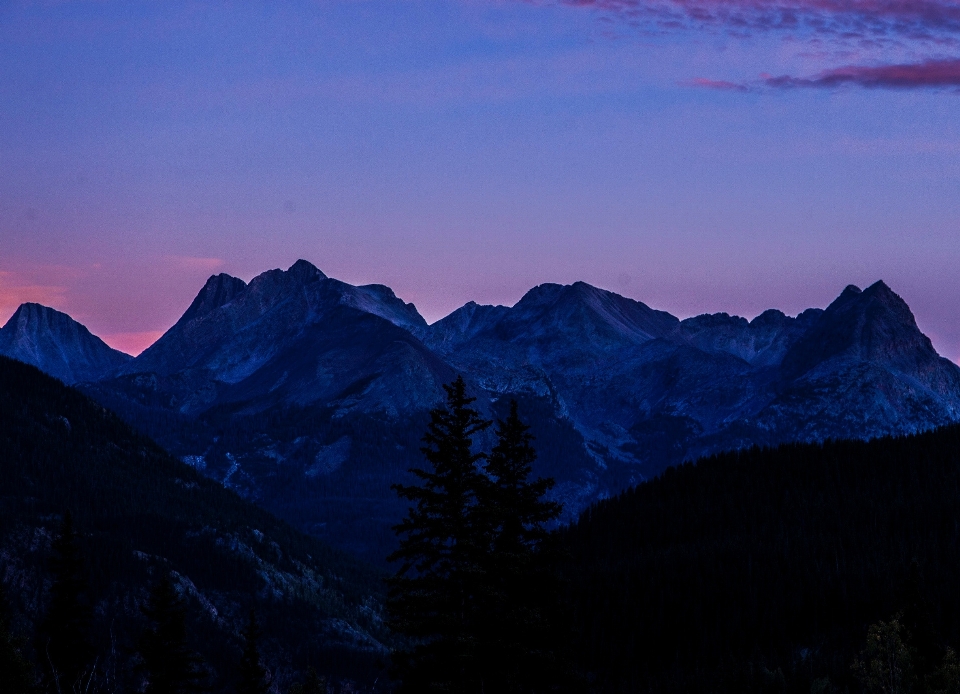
[562,422,960,693]
[0,355,392,692]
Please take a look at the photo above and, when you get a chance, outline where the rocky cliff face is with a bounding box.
[0,303,131,384]
[111,260,444,418]
[50,264,960,563]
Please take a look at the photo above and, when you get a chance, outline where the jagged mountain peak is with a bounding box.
[287,258,327,283]
[120,260,430,391]
[750,309,788,327]
[503,281,679,346]
[0,303,131,384]
[336,281,428,333]
[424,301,510,352]
[679,308,808,367]
[7,302,67,328]
[684,312,750,330]
[781,280,942,381]
[179,273,248,325]
[243,259,325,299]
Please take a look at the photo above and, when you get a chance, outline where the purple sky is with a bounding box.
[2,0,959,358]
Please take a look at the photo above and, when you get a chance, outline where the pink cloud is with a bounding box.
[683,76,752,90]
[764,56,960,86]
[535,0,960,92]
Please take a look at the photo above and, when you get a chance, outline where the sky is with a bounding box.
[1,0,959,358]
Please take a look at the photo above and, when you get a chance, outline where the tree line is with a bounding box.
[561,423,960,693]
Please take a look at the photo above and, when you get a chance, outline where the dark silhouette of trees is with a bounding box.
[36,511,93,693]
[238,610,270,694]
[478,401,564,693]
[387,375,492,692]
[561,424,960,692]
[137,574,208,694]
[388,378,572,693]
[0,583,34,694]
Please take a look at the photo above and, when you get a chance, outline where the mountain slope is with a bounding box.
[0,303,131,383]
[0,355,392,690]
[562,422,960,693]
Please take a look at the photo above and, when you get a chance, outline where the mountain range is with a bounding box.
[4,260,959,563]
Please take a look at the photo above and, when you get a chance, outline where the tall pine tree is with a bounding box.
[238,609,270,694]
[388,375,491,693]
[137,574,208,694]
[37,511,93,693]
[478,401,565,693]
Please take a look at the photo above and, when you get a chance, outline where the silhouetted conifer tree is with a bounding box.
[388,375,491,693]
[479,400,566,693]
[37,511,93,693]
[238,609,270,694]
[0,582,34,694]
[137,574,208,694]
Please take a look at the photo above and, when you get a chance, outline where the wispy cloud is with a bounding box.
[764,56,960,86]
[551,0,960,41]
[682,76,752,90]
[686,56,960,89]
[538,0,960,90]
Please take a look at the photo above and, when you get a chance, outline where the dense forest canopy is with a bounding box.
[561,424,960,693]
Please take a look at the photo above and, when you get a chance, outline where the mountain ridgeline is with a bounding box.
[6,260,960,563]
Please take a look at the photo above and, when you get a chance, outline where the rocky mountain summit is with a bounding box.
[9,262,960,563]
[0,302,131,384]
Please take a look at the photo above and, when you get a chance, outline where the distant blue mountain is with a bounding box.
[25,260,959,563]
[0,303,131,384]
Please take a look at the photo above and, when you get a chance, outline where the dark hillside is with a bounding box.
[0,356,392,691]
[563,424,960,693]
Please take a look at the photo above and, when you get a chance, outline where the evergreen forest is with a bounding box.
[562,425,960,693]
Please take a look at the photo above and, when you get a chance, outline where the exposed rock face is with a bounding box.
[0,303,131,384]
[63,265,960,563]
[678,308,823,367]
[752,281,960,442]
[113,260,443,417]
